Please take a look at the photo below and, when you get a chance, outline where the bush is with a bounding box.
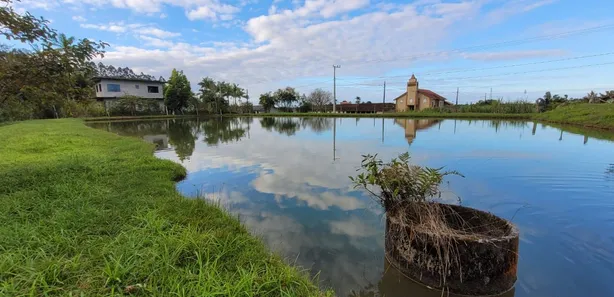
[108,95,165,116]
[425,100,535,114]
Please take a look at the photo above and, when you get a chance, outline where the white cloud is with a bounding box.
[81,23,127,33]
[72,15,87,22]
[138,35,175,48]
[90,0,562,100]
[134,27,180,38]
[81,21,180,39]
[186,2,240,21]
[159,13,167,19]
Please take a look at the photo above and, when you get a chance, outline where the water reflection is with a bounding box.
[394,119,440,144]
[88,118,614,297]
[350,259,516,297]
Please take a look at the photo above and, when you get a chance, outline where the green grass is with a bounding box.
[0,119,330,297]
[534,103,614,130]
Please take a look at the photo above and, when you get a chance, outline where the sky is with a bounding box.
[8,0,614,103]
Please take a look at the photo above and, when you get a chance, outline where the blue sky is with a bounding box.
[9,0,614,103]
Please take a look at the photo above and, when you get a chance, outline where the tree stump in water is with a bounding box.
[385,203,519,296]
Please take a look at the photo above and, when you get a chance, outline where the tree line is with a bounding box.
[258,87,336,112]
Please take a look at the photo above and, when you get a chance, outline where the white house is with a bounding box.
[93,77,166,110]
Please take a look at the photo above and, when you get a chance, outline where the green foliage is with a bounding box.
[431,100,535,114]
[533,103,614,130]
[164,69,192,114]
[197,77,246,114]
[259,117,300,136]
[109,95,163,116]
[0,119,329,297]
[167,120,196,161]
[0,0,107,121]
[259,92,276,112]
[0,0,55,43]
[273,87,300,111]
[350,153,462,212]
[355,96,361,104]
[93,62,163,81]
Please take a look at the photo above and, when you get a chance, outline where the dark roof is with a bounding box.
[418,89,446,101]
[93,76,165,83]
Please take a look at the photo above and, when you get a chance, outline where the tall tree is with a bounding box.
[259,92,275,112]
[273,87,299,110]
[164,69,192,114]
[306,88,332,111]
[355,96,361,104]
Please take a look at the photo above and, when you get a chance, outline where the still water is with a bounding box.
[89,117,614,297]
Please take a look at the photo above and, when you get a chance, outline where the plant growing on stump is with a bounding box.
[350,153,461,212]
[351,154,519,295]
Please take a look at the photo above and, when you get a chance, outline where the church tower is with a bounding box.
[407,74,419,110]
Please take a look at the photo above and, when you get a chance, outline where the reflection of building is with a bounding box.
[394,119,440,144]
[143,134,169,151]
[393,75,451,111]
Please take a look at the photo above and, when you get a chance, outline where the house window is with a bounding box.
[107,84,121,92]
[423,98,427,103]
[135,85,140,89]
[147,86,160,93]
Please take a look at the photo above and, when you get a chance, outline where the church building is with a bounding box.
[393,75,451,112]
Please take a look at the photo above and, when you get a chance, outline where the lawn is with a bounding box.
[0,119,329,296]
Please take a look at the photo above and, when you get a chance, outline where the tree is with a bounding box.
[259,92,275,112]
[585,91,600,104]
[1,0,107,121]
[0,0,55,43]
[164,69,191,114]
[198,77,230,114]
[306,88,332,111]
[273,87,299,111]
[600,90,614,102]
[355,96,361,104]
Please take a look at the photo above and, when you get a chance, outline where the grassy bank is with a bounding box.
[533,103,614,130]
[0,120,328,296]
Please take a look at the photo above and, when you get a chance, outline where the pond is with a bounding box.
[89,117,614,297]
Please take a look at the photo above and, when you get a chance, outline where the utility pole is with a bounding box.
[455,87,459,105]
[490,87,493,100]
[383,81,387,104]
[333,65,341,113]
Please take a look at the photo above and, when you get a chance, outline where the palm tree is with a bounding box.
[355,96,361,104]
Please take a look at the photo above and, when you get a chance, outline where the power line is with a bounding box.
[336,24,614,66]
[334,61,614,88]
[336,51,614,82]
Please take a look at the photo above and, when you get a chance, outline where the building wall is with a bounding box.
[417,93,434,111]
[407,83,418,110]
[395,94,408,112]
[95,79,164,99]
